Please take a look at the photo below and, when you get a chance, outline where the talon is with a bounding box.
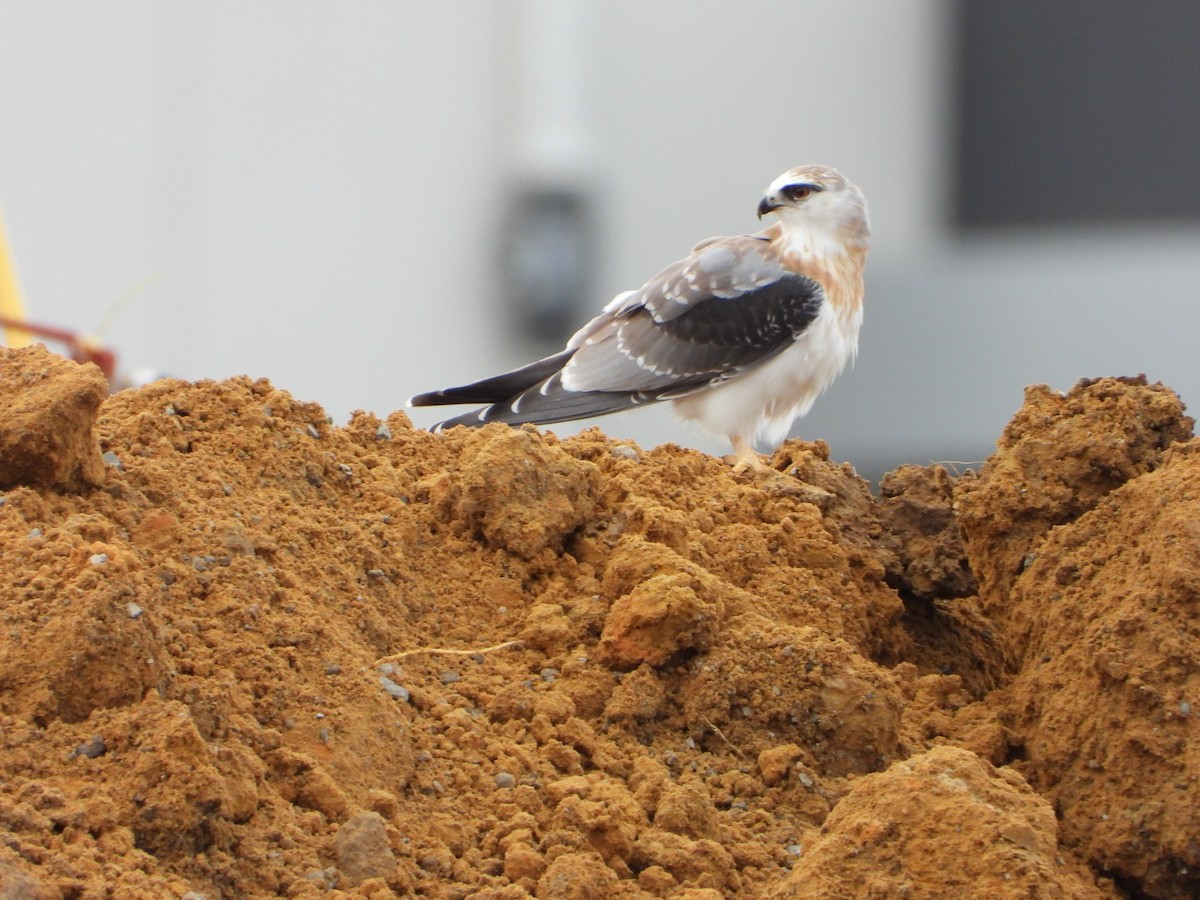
[723,437,771,474]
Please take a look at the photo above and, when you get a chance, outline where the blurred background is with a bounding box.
[1,1,1197,482]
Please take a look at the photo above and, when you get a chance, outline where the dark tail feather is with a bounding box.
[432,375,657,431]
[409,349,575,407]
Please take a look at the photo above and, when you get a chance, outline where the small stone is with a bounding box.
[336,811,396,888]
[28,528,41,538]
[89,553,108,566]
[72,735,106,758]
[494,771,516,789]
[126,602,144,619]
[439,670,460,684]
[324,662,342,676]
[375,423,392,440]
[377,662,397,676]
[379,677,410,702]
[303,868,338,889]
[1181,701,1192,716]
[785,843,803,856]
[306,423,320,439]
[102,450,123,469]
[540,668,559,683]
[611,444,640,461]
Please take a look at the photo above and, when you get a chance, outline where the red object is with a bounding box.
[0,315,116,383]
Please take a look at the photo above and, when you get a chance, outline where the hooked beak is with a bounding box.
[757,195,781,219]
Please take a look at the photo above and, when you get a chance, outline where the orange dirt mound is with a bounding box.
[0,345,1196,899]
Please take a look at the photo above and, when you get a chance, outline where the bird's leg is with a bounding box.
[723,435,771,474]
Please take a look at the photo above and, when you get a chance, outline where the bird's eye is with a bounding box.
[783,184,813,202]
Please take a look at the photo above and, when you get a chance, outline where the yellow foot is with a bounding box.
[723,437,772,474]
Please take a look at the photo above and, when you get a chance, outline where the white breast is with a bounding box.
[669,297,862,447]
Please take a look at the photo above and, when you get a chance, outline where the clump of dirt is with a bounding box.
[0,346,1196,899]
[0,344,107,491]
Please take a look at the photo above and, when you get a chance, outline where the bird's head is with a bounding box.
[757,165,870,249]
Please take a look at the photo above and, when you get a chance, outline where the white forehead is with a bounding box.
[764,165,846,196]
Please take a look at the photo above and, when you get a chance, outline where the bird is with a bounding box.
[409,164,870,472]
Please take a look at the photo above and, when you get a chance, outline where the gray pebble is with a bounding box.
[439,670,460,684]
[494,771,516,789]
[102,451,123,470]
[27,528,41,538]
[303,868,338,889]
[72,735,106,758]
[540,668,559,683]
[89,553,108,566]
[379,676,410,702]
[1181,700,1192,716]
[611,445,640,461]
[324,662,342,676]
[305,423,320,439]
[785,843,803,857]
[126,602,144,620]
[375,423,392,440]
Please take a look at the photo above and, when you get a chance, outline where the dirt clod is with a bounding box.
[0,344,107,491]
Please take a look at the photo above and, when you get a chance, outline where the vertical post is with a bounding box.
[498,0,598,345]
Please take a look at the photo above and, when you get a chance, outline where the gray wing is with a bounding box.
[412,233,825,430]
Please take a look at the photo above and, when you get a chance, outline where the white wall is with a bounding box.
[3,1,1197,480]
